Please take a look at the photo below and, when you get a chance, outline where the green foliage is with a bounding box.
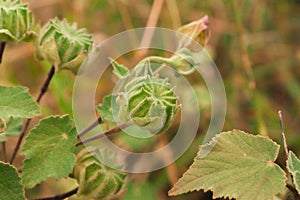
[0,117,23,142]
[169,130,286,200]
[0,0,35,42]
[111,59,129,78]
[35,18,93,74]
[97,94,117,122]
[0,86,40,119]
[0,162,25,200]
[287,151,300,194]
[21,115,77,188]
[116,66,179,133]
[73,147,127,200]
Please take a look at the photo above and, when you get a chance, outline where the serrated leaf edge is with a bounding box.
[169,129,285,199]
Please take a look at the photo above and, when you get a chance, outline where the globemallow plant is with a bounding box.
[35,17,93,74]
[0,0,36,63]
[73,147,127,200]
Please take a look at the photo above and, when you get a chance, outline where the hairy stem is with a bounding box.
[76,123,129,147]
[32,187,78,200]
[77,116,103,138]
[0,41,6,64]
[10,66,55,164]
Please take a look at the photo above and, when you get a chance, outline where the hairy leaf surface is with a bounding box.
[21,115,77,188]
[0,162,24,200]
[169,130,286,200]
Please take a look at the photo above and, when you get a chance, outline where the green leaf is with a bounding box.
[5,117,23,136]
[110,58,129,78]
[0,117,23,142]
[169,130,286,200]
[0,86,40,119]
[21,115,77,188]
[97,94,117,122]
[287,151,300,193]
[0,162,25,200]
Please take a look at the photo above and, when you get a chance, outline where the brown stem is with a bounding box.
[9,119,31,164]
[77,117,103,138]
[0,41,6,64]
[2,142,7,163]
[76,123,128,147]
[36,66,55,103]
[287,183,300,198]
[10,66,55,164]
[32,187,78,200]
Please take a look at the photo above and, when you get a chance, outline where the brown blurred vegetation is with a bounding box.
[0,0,300,199]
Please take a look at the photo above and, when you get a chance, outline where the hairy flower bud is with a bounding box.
[0,0,35,42]
[116,67,180,133]
[177,15,210,51]
[73,147,126,200]
[35,18,93,74]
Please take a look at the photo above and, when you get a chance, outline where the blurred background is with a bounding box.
[0,0,299,199]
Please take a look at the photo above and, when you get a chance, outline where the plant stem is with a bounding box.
[2,142,7,163]
[287,183,300,199]
[77,116,103,138]
[36,66,56,103]
[32,187,78,200]
[76,123,128,147]
[10,65,55,164]
[0,41,6,64]
[278,110,289,159]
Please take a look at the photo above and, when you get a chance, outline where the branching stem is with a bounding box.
[10,65,55,164]
[77,116,103,138]
[76,123,128,147]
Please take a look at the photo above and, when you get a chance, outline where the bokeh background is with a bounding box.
[0,0,299,199]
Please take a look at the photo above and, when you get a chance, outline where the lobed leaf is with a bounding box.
[21,115,77,188]
[169,130,286,200]
[110,58,129,78]
[97,94,117,122]
[0,86,40,119]
[0,162,25,200]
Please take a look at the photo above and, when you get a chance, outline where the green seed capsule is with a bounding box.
[0,0,35,42]
[35,18,93,74]
[116,65,180,133]
[73,147,126,200]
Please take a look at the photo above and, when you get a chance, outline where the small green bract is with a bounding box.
[0,0,35,42]
[35,18,93,74]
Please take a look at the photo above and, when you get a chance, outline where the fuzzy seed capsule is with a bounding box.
[73,147,126,200]
[116,66,180,133]
[0,0,35,42]
[35,18,93,74]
